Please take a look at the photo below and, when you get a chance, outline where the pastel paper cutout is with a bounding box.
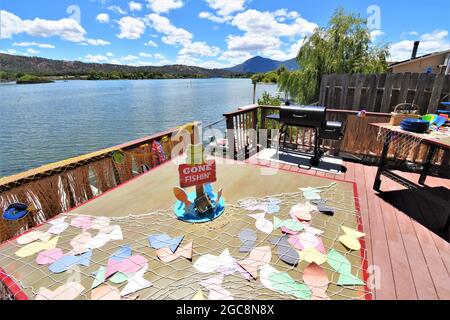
[200,275,233,300]
[303,263,330,300]
[17,231,51,245]
[148,233,184,253]
[36,248,64,265]
[299,187,322,201]
[92,267,107,289]
[105,255,147,279]
[110,245,132,262]
[290,203,317,221]
[49,250,92,273]
[339,226,365,251]
[248,213,273,234]
[35,282,84,300]
[48,221,69,235]
[192,289,205,300]
[280,227,299,235]
[110,273,129,284]
[259,265,311,300]
[69,232,92,255]
[156,241,193,263]
[91,285,121,300]
[298,248,327,265]
[288,232,325,254]
[120,264,152,296]
[277,242,299,266]
[15,236,59,258]
[239,229,257,253]
[327,249,365,286]
[87,225,123,250]
[70,216,92,231]
[273,217,304,232]
[237,246,272,279]
[91,217,111,230]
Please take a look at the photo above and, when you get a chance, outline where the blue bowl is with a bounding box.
[400,118,430,133]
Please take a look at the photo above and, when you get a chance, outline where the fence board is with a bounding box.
[319,72,449,114]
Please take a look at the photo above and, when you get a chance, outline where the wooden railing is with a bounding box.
[0,123,195,242]
[224,105,446,165]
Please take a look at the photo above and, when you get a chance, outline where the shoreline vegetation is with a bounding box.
[16,74,54,84]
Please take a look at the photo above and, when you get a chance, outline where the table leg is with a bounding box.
[373,131,392,192]
[418,145,437,185]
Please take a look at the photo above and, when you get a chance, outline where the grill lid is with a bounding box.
[280,105,326,127]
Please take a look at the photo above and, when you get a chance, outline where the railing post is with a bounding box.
[260,106,267,130]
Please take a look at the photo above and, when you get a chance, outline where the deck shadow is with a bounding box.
[378,186,450,241]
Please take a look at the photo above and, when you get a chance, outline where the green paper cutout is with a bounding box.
[327,249,365,287]
[273,217,304,232]
[92,267,106,289]
[269,271,311,300]
[109,272,129,284]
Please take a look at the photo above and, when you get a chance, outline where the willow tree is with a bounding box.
[279,8,388,104]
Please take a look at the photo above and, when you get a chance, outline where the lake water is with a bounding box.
[0,79,277,177]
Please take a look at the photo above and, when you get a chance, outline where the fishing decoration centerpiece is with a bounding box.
[173,135,225,223]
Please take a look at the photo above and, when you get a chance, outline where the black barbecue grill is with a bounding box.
[268,105,344,166]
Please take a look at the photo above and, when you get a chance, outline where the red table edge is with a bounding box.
[0,157,373,300]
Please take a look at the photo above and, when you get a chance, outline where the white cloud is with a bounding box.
[198,11,230,23]
[219,50,252,66]
[179,41,220,57]
[0,10,86,42]
[144,40,158,47]
[409,31,419,36]
[139,52,153,58]
[370,29,385,42]
[85,54,110,63]
[274,9,299,22]
[117,17,146,39]
[86,38,111,46]
[153,53,165,60]
[227,33,281,51]
[129,1,143,12]
[12,42,55,48]
[389,29,450,61]
[121,55,139,61]
[26,48,39,55]
[96,13,110,23]
[146,0,184,14]
[205,0,246,17]
[106,52,114,57]
[146,14,192,46]
[108,6,127,15]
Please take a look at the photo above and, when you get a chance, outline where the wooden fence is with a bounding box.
[319,73,450,114]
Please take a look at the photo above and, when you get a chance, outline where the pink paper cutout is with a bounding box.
[70,216,92,231]
[36,248,64,265]
[105,255,147,279]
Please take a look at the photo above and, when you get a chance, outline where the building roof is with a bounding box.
[388,48,450,69]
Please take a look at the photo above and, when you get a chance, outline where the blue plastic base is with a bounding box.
[173,191,226,223]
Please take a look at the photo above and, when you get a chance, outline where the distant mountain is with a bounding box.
[0,53,241,78]
[225,56,299,73]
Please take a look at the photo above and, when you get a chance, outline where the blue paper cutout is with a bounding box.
[148,234,184,253]
[110,245,132,262]
[49,250,93,273]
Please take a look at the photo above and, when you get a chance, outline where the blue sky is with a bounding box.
[1,0,449,68]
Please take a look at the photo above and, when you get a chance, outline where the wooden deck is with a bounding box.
[248,155,450,300]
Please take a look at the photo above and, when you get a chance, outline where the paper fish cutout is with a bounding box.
[273,217,304,232]
[120,264,152,297]
[36,248,64,265]
[70,216,92,231]
[49,250,92,273]
[237,246,272,279]
[200,275,234,300]
[156,241,193,263]
[91,217,111,230]
[69,232,92,255]
[339,226,365,251]
[36,282,84,300]
[299,248,327,265]
[15,236,59,258]
[148,233,184,253]
[92,267,107,289]
[303,262,330,300]
[277,242,299,266]
[17,231,51,245]
[260,265,311,300]
[239,199,259,210]
[192,289,205,300]
[110,245,132,262]
[48,221,69,235]
[290,203,317,221]
[248,213,273,234]
[288,232,326,254]
[87,225,123,249]
[240,198,280,214]
[327,249,365,286]
[239,228,257,253]
[194,249,244,278]
[280,227,299,235]
[299,187,322,201]
[91,285,121,300]
[105,255,147,279]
